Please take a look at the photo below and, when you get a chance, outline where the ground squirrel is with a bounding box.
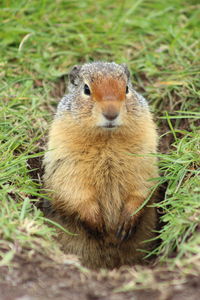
[43,62,158,269]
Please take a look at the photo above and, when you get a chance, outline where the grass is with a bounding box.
[154,127,200,268]
[0,0,200,278]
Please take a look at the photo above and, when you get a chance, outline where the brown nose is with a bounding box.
[103,111,119,121]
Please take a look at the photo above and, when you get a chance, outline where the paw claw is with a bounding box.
[116,224,123,238]
[126,226,133,240]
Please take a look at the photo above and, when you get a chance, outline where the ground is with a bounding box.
[1,254,200,300]
[0,0,200,299]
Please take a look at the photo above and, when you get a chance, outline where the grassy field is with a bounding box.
[0,0,200,296]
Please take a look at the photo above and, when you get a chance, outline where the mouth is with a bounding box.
[102,123,118,129]
[96,115,122,129]
[104,124,115,128]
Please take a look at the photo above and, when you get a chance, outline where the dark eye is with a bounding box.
[126,86,129,94]
[84,84,91,95]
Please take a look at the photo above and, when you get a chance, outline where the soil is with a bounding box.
[0,253,200,300]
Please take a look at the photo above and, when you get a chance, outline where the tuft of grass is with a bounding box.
[154,125,200,269]
[0,90,58,265]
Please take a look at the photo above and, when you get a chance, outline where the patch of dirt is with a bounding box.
[27,153,44,183]
[50,74,68,100]
[0,254,200,300]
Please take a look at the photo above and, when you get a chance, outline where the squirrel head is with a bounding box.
[58,62,148,130]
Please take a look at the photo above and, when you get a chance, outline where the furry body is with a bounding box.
[43,62,158,269]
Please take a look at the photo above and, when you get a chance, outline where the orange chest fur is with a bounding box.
[46,117,157,193]
[47,129,155,197]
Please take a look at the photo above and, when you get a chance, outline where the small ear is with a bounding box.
[69,65,82,85]
[120,63,130,80]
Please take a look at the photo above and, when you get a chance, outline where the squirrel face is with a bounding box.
[58,62,148,130]
[82,75,127,129]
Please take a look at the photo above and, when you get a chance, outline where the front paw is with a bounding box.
[116,210,141,241]
[116,219,135,241]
